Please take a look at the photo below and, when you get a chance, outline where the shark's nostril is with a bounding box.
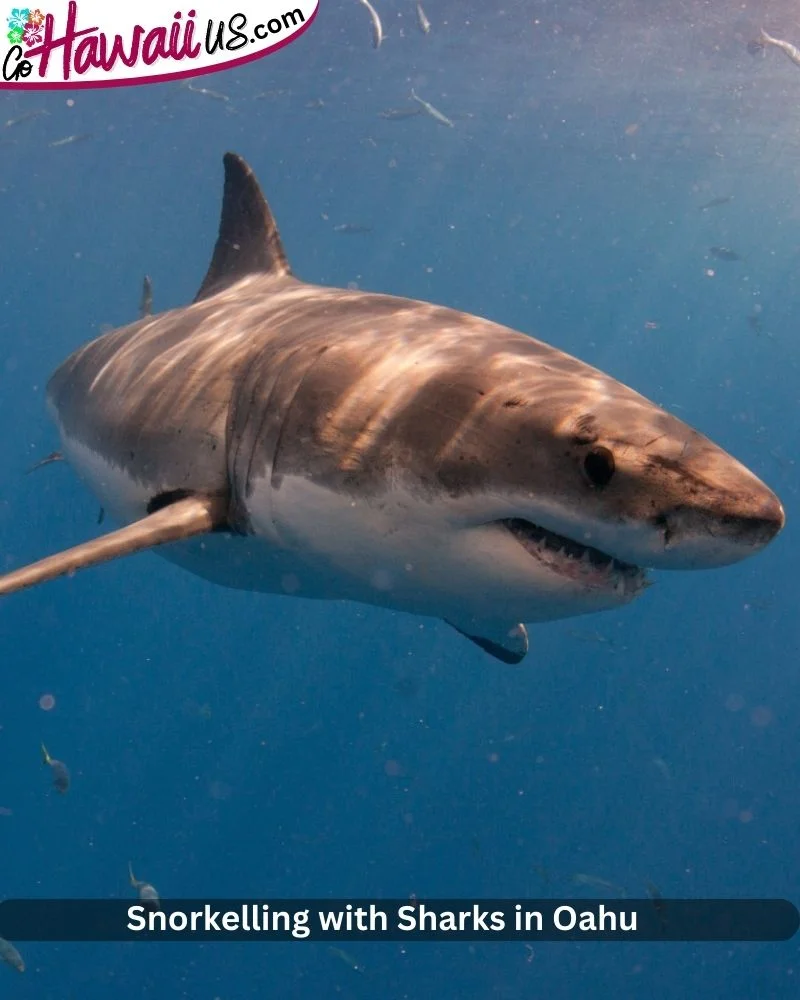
[652,514,673,547]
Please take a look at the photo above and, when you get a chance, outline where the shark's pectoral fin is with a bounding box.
[0,495,227,598]
[446,618,529,665]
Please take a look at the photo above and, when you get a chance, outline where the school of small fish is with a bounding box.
[0,6,786,975]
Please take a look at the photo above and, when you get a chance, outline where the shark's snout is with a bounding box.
[655,479,784,569]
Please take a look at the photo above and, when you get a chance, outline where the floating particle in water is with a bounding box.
[208,780,232,801]
[750,705,773,728]
[384,759,403,777]
[724,693,745,712]
[722,798,739,819]
[392,675,419,698]
[370,569,393,591]
[38,693,55,711]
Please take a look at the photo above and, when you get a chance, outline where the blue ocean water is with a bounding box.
[0,0,798,995]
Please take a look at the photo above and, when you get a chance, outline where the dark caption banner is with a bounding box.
[0,899,797,942]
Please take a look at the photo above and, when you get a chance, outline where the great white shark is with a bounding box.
[0,153,784,663]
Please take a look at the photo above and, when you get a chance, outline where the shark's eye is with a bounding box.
[583,446,615,488]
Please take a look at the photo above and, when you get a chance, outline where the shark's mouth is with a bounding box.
[502,518,648,596]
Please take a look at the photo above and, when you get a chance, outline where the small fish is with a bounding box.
[0,937,24,973]
[645,880,668,933]
[378,108,422,120]
[571,873,626,896]
[568,629,614,648]
[333,223,373,235]
[4,109,49,128]
[699,196,732,211]
[251,88,291,100]
[532,864,552,886]
[356,0,383,49]
[392,674,419,697]
[652,756,672,782]
[415,1,431,34]
[305,99,325,110]
[26,451,63,475]
[97,507,105,525]
[48,133,92,148]
[139,275,153,319]
[184,82,229,102]
[328,945,365,973]
[708,246,741,262]
[410,89,454,128]
[41,743,70,794]
[129,862,161,910]
[759,28,800,68]
[747,312,763,335]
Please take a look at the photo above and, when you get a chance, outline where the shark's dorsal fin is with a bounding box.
[194,152,292,302]
[446,619,529,665]
[0,495,226,597]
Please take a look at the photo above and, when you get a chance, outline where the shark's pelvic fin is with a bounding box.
[446,619,529,665]
[0,495,227,597]
[194,151,292,302]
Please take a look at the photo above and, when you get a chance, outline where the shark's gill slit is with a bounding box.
[146,489,195,515]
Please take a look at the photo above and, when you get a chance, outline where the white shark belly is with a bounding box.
[56,429,153,524]
[248,471,624,624]
[55,426,634,623]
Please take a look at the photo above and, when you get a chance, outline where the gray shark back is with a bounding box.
[49,274,685,524]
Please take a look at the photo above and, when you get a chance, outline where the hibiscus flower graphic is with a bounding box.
[27,7,44,26]
[7,25,23,44]
[23,21,41,45]
[6,8,30,31]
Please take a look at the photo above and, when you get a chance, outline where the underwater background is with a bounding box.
[0,0,798,996]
